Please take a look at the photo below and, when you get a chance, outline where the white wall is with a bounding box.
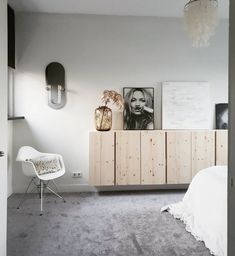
[7,68,14,197]
[228,1,235,255]
[0,0,8,255]
[13,13,228,192]
[8,122,13,196]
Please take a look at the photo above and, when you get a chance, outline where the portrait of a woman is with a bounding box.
[123,88,154,130]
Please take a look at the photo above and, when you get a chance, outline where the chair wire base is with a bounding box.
[17,177,66,215]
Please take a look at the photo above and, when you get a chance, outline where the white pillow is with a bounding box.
[28,155,61,175]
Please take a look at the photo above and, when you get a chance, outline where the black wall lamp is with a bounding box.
[45,62,66,109]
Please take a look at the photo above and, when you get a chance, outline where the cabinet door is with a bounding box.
[166,131,192,184]
[89,131,115,186]
[216,130,228,165]
[116,131,140,185]
[192,131,215,177]
[141,131,166,184]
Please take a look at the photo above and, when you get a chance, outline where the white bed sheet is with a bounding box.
[162,166,227,256]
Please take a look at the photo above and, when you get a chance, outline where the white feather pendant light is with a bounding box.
[184,0,219,47]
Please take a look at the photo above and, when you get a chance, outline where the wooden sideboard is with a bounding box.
[89,130,228,186]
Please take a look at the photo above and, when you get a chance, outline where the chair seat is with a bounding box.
[39,169,65,181]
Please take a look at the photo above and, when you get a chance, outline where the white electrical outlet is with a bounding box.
[72,172,82,178]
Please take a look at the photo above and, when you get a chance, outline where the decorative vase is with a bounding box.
[95,106,112,131]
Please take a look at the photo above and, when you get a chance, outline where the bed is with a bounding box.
[162,166,227,256]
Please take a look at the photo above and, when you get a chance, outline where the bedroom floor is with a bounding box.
[7,191,211,256]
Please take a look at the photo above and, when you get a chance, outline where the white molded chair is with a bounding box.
[16,146,66,215]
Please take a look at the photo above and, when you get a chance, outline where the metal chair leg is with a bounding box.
[17,186,37,209]
[46,186,64,201]
[17,178,65,215]
[40,180,43,216]
[52,180,66,202]
[32,178,41,197]
[17,178,35,209]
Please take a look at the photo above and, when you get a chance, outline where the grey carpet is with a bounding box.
[7,191,212,256]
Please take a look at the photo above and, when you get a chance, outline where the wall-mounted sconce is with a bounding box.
[45,62,66,109]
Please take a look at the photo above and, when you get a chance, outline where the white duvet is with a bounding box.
[162,166,227,256]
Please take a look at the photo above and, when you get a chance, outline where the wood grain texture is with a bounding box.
[89,132,100,185]
[89,131,115,186]
[89,130,225,187]
[116,131,141,185]
[141,131,166,184]
[216,130,228,165]
[166,131,192,184]
[192,131,215,177]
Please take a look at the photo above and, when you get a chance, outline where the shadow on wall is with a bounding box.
[112,111,123,130]
[12,120,39,193]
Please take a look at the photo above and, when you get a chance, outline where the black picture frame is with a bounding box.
[216,103,228,129]
[123,87,154,130]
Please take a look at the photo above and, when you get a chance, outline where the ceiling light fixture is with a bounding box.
[184,0,219,47]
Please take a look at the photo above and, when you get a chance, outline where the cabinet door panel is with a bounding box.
[192,131,215,177]
[141,131,166,184]
[89,132,114,186]
[116,131,140,185]
[216,130,228,165]
[167,131,192,184]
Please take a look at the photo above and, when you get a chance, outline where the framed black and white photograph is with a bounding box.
[216,103,228,129]
[123,87,154,130]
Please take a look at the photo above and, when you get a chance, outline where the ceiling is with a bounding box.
[8,0,229,18]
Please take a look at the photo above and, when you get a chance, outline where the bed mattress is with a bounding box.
[162,166,227,256]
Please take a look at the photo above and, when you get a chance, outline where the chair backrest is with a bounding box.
[16,146,42,177]
[16,146,41,161]
[16,146,66,179]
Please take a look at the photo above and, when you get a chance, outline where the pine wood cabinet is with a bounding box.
[116,131,141,185]
[89,130,227,187]
[166,131,192,184]
[191,131,215,178]
[89,131,115,186]
[141,131,166,185]
[216,130,228,165]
